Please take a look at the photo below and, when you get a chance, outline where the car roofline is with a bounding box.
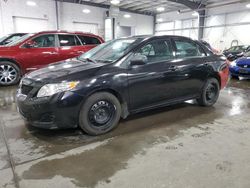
[118,35,194,41]
[34,30,101,37]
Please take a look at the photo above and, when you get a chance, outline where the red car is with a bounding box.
[0,31,104,86]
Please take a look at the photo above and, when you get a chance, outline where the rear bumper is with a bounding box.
[16,91,84,129]
[219,65,230,89]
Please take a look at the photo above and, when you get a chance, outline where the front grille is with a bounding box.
[21,85,34,95]
[238,64,250,68]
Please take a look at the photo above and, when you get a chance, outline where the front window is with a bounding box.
[31,34,55,48]
[79,38,143,63]
[6,33,34,46]
[136,39,173,64]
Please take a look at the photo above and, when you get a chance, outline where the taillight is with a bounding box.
[219,62,229,89]
[225,59,232,66]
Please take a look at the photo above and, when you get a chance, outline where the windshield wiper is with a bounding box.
[86,58,97,63]
[78,57,97,64]
[95,59,113,63]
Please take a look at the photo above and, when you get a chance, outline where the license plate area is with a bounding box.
[239,68,249,74]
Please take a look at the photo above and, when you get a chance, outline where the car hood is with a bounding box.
[25,58,106,83]
[236,57,250,65]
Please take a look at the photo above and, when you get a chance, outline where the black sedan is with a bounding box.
[16,35,229,135]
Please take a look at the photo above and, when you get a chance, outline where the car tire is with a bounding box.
[79,92,121,135]
[0,61,21,86]
[197,78,220,107]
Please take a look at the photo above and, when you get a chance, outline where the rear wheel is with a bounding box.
[0,61,21,86]
[197,78,220,107]
[79,92,121,135]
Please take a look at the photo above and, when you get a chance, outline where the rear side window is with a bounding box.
[174,39,205,58]
[31,34,55,48]
[58,35,81,46]
[78,35,101,45]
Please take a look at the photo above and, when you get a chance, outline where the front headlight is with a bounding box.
[37,81,79,98]
[230,60,237,67]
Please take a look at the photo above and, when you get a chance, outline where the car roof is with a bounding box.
[35,30,101,37]
[11,33,27,35]
[121,35,194,41]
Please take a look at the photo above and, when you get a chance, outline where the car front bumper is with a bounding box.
[229,66,250,77]
[16,90,84,129]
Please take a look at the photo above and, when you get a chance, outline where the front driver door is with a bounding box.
[18,34,60,71]
[128,39,176,110]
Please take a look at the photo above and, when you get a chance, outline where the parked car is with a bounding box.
[16,35,229,135]
[0,31,104,86]
[223,45,250,60]
[226,52,245,62]
[229,51,250,79]
[0,33,27,46]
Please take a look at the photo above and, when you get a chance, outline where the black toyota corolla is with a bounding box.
[16,35,229,135]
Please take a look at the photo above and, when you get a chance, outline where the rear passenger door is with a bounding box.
[128,39,177,110]
[77,35,101,52]
[57,34,83,60]
[171,37,209,97]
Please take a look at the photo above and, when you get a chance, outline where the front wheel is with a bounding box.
[79,92,121,135]
[0,61,21,86]
[197,78,220,107]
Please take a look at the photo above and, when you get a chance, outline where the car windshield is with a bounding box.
[6,33,34,46]
[79,38,144,63]
[228,45,247,51]
[245,51,250,57]
[0,35,9,43]
[4,35,25,44]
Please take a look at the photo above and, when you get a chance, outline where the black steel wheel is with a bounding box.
[88,100,115,127]
[197,78,220,107]
[79,92,121,135]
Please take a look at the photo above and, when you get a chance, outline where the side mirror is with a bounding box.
[130,54,147,66]
[23,41,36,48]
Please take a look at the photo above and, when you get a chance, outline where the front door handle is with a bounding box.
[169,65,178,71]
[77,51,84,54]
[43,52,58,55]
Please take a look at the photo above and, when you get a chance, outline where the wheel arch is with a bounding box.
[85,88,129,119]
[207,72,221,88]
[0,58,23,75]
